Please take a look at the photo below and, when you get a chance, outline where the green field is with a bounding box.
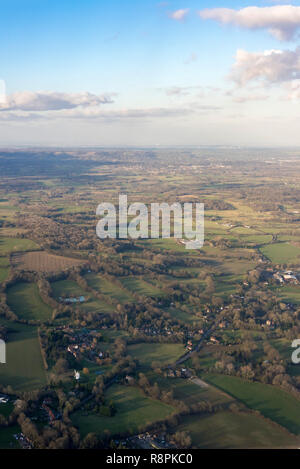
[167,306,200,324]
[121,277,165,298]
[149,375,232,407]
[144,239,190,253]
[231,226,261,235]
[260,242,300,264]
[7,282,52,321]
[128,343,185,367]
[215,259,256,276]
[0,401,14,418]
[0,237,39,255]
[173,379,232,407]
[0,322,47,391]
[0,256,10,281]
[204,373,300,435]
[51,279,114,313]
[72,384,175,437]
[175,411,300,449]
[85,273,134,303]
[241,234,273,245]
[0,425,21,449]
[271,285,300,304]
[215,274,243,298]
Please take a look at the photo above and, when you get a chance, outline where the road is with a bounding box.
[172,311,225,367]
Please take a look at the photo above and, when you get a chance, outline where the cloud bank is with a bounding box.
[230,48,300,85]
[198,5,300,40]
[0,91,113,112]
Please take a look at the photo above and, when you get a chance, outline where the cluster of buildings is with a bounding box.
[13,433,32,449]
[272,270,299,285]
[59,295,85,304]
[124,432,173,450]
[166,367,191,379]
[260,268,299,285]
[64,327,108,363]
[185,340,193,352]
[138,325,174,337]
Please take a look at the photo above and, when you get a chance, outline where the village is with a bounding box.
[60,326,110,364]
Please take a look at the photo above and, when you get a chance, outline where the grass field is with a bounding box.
[0,425,21,449]
[240,235,272,246]
[0,401,14,418]
[0,322,47,391]
[144,239,190,253]
[215,259,256,276]
[11,251,84,273]
[230,226,261,235]
[172,379,232,407]
[271,285,300,305]
[204,373,300,435]
[149,375,233,407]
[128,343,185,367]
[72,384,175,437]
[51,279,115,313]
[175,411,300,449]
[121,277,165,298]
[167,306,200,324]
[0,256,10,281]
[260,242,300,264]
[0,237,39,255]
[215,274,243,298]
[85,273,134,303]
[7,282,52,321]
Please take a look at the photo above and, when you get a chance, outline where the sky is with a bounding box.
[1,0,300,146]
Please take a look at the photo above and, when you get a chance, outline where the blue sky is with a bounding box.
[1,1,300,145]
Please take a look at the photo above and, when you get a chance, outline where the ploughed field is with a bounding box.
[11,250,85,273]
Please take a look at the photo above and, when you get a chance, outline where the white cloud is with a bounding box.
[0,101,222,123]
[198,5,300,40]
[230,48,300,85]
[0,91,113,112]
[169,9,189,21]
[0,87,223,124]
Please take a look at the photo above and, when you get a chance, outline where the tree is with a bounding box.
[82,433,99,449]
[53,358,69,375]
[172,431,192,449]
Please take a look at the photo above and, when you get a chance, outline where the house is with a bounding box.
[210,336,219,344]
[42,403,56,423]
[59,296,86,304]
[273,273,284,283]
[181,368,191,379]
[125,375,135,385]
[166,369,176,378]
